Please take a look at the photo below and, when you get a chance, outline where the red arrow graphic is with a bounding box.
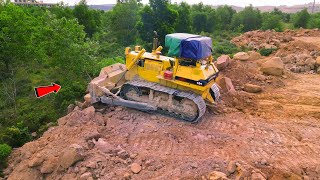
[35,83,61,98]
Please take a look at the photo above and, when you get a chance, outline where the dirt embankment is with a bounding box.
[3,30,320,180]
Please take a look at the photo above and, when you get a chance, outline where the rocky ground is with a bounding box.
[3,30,320,180]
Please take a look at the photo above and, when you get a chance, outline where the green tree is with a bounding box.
[204,6,217,33]
[215,5,236,30]
[109,0,140,45]
[40,15,93,112]
[175,2,192,33]
[271,8,290,23]
[73,0,101,37]
[231,5,262,32]
[0,3,95,151]
[309,12,320,28]
[136,5,154,46]
[293,9,310,28]
[0,4,37,71]
[261,12,283,31]
[49,5,74,19]
[192,12,207,33]
[191,3,216,33]
[137,0,178,46]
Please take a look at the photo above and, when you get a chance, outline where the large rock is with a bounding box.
[248,51,262,61]
[264,44,277,49]
[207,171,228,180]
[80,172,92,180]
[93,138,116,154]
[251,172,266,180]
[244,84,262,93]
[233,52,250,61]
[216,77,236,95]
[296,54,311,61]
[316,56,320,66]
[28,156,44,168]
[248,41,259,50]
[58,106,95,126]
[40,158,57,174]
[260,57,284,76]
[67,104,76,114]
[226,161,236,175]
[305,58,316,70]
[131,163,142,174]
[58,144,84,170]
[84,93,91,103]
[282,54,296,64]
[216,55,231,70]
[8,162,42,180]
[282,35,293,42]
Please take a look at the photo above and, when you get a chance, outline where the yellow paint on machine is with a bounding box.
[124,46,219,104]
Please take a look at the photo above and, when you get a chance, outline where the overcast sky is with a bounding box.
[45,0,317,7]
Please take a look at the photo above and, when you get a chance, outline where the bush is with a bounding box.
[0,144,12,165]
[213,40,240,58]
[308,13,320,28]
[231,5,262,32]
[259,48,277,56]
[0,124,32,148]
[261,13,284,32]
[293,9,310,28]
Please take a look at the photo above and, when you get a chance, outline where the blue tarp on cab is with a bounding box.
[165,33,200,57]
[165,33,213,60]
[180,36,212,60]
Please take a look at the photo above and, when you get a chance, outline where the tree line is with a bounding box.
[0,0,318,170]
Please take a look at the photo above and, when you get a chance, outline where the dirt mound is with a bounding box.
[214,57,286,118]
[5,91,320,179]
[3,106,275,180]
[276,40,320,57]
[232,30,320,74]
[275,40,320,73]
[231,29,320,50]
[232,30,291,50]
[285,28,320,37]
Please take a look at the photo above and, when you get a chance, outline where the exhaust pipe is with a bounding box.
[153,31,158,51]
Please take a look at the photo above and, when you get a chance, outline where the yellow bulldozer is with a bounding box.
[88,32,220,122]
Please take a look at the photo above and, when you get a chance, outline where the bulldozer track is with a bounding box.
[200,119,240,133]
[130,136,228,157]
[121,79,206,122]
[246,144,319,164]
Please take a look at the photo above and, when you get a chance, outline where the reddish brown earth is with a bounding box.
[4,33,320,180]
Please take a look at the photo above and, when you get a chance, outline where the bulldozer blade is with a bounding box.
[90,63,127,97]
[100,96,157,112]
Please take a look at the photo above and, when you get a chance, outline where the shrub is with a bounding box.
[261,13,284,32]
[259,48,277,56]
[308,13,320,28]
[231,5,262,32]
[293,9,310,28]
[0,125,32,148]
[213,40,240,58]
[0,144,12,164]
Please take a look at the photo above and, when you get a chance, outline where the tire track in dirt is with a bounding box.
[96,72,320,179]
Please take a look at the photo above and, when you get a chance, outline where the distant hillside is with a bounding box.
[69,4,115,11]
[213,3,320,13]
[84,3,320,13]
[88,4,115,11]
